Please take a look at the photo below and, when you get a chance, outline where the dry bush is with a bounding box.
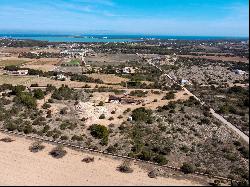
[29,141,45,153]
[148,170,157,178]
[117,160,134,173]
[147,168,164,178]
[49,145,67,159]
[0,137,14,142]
[82,156,95,163]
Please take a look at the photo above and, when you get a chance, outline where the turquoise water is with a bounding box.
[0,34,248,43]
[0,35,137,43]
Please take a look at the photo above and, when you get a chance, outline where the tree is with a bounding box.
[11,85,26,95]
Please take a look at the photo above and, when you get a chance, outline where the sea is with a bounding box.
[0,34,248,43]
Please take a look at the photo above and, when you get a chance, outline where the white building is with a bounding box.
[8,70,29,76]
[181,79,191,85]
[234,69,246,75]
[56,74,67,80]
[122,67,135,74]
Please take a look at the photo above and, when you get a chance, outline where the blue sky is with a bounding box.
[0,0,249,36]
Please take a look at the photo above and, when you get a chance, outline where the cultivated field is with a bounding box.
[86,53,141,66]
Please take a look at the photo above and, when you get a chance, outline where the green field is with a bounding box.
[68,59,81,65]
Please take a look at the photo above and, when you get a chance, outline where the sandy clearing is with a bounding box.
[75,90,191,127]
[22,64,57,72]
[0,132,203,186]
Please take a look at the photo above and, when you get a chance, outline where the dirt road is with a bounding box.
[210,109,249,144]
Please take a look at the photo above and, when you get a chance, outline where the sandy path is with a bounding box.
[0,132,202,186]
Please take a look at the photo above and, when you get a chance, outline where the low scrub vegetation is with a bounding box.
[117,161,134,173]
[29,141,45,153]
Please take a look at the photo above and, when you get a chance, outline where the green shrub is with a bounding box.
[11,85,26,95]
[153,154,168,165]
[180,162,196,174]
[71,135,83,141]
[138,150,153,161]
[60,135,69,140]
[98,101,104,106]
[163,91,175,100]
[238,146,249,159]
[42,103,51,109]
[129,90,148,97]
[23,124,33,134]
[14,92,37,109]
[33,89,45,99]
[89,124,109,145]
[131,107,153,122]
[109,117,114,121]
[5,122,17,131]
[99,114,106,119]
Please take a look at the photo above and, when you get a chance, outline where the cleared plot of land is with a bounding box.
[22,64,57,72]
[32,48,61,53]
[0,75,36,85]
[0,47,31,54]
[86,74,129,84]
[75,90,191,127]
[27,58,61,66]
[178,55,249,63]
[0,133,203,186]
[25,76,123,89]
[0,57,30,66]
[86,53,140,66]
[0,74,124,88]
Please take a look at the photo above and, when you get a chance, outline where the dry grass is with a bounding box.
[0,137,14,142]
[0,59,28,66]
[86,74,129,84]
[0,75,35,85]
